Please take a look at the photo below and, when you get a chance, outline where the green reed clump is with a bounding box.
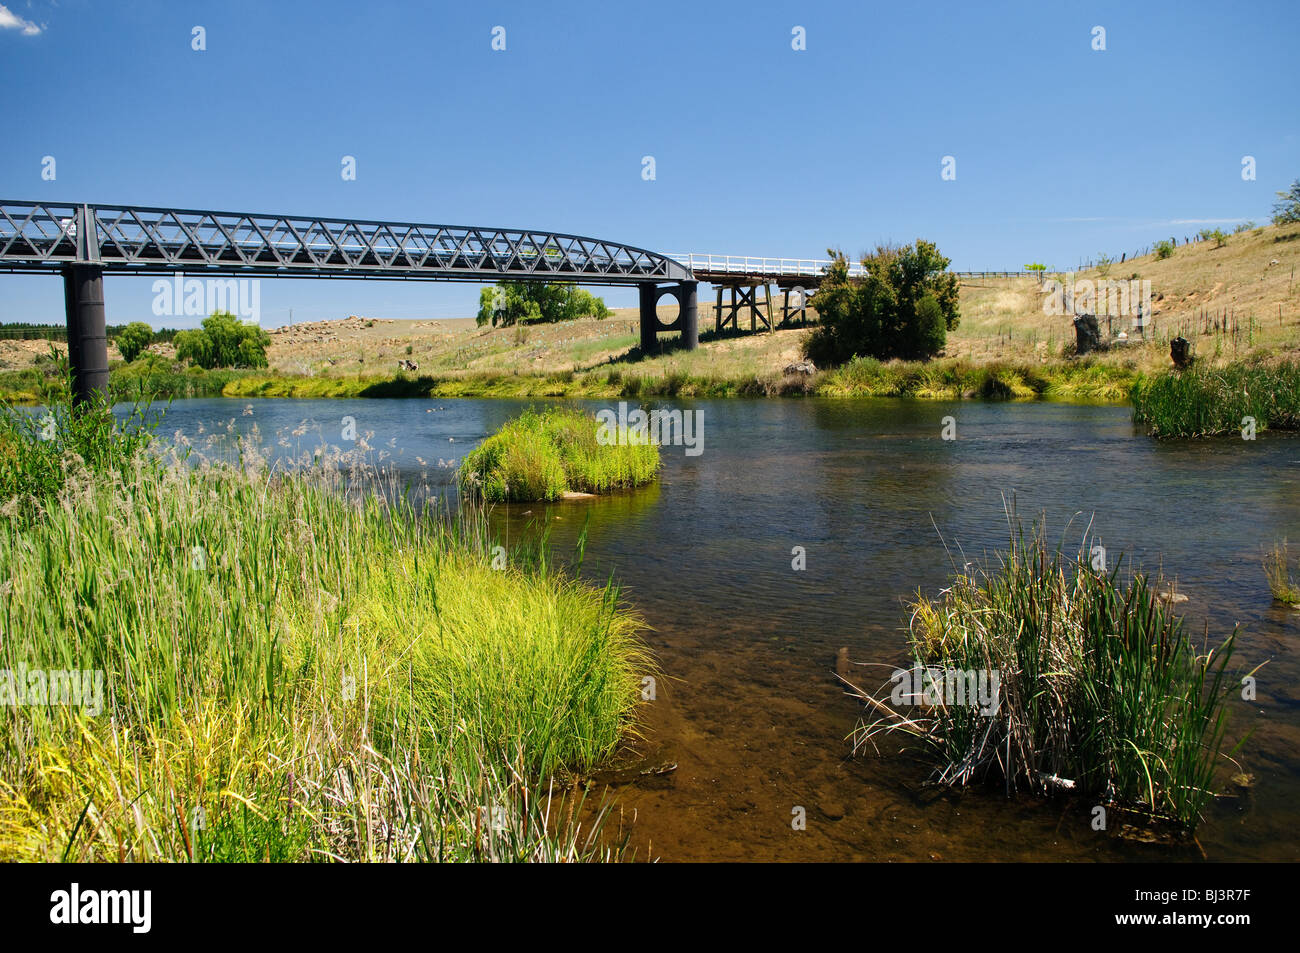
[0,416,648,861]
[853,523,1243,830]
[459,405,659,502]
[1263,540,1300,605]
[1132,360,1300,437]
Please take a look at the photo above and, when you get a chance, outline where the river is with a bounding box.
[124,396,1300,861]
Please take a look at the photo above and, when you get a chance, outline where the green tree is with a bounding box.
[114,321,154,363]
[804,240,960,365]
[476,282,611,327]
[1273,179,1300,225]
[174,311,270,369]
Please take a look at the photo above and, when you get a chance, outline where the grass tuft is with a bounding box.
[850,518,1245,831]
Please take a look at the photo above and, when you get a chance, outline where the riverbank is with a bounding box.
[213,354,1140,402]
[0,406,649,861]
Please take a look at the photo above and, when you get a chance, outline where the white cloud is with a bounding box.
[0,4,42,36]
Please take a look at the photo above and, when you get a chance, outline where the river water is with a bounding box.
[128,396,1300,862]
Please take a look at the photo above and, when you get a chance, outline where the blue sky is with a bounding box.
[1,0,1297,327]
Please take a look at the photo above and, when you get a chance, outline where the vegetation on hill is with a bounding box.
[1273,178,1300,225]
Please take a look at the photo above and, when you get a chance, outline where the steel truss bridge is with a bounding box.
[0,200,705,401]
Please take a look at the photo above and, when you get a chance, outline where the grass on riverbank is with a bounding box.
[0,404,649,861]
[852,522,1244,831]
[217,354,1139,403]
[1132,359,1300,437]
[0,352,258,405]
[459,406,660,503]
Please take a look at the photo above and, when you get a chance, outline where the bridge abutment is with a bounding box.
[638,280,698,354]
[62,263,110,405]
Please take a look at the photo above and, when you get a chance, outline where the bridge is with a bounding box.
[0,200,711,402]
[668,254,855,331]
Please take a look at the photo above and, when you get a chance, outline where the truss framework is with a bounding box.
[0,201,691,284]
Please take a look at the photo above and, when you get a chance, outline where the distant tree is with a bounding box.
[1273,179,1300,225]
[803,240,960,365]
[114,322,154,363]
[1234,221,1257,234]
[174,311,270,368]
[476,282,611,327]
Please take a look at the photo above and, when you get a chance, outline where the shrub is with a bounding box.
[459,406,659,502]
[114,321,154,363]
[804,240,960,366]
[1154,239,1176,260]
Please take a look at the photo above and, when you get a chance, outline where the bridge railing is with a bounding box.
[672,255,1045,282]
[670,254,869,279]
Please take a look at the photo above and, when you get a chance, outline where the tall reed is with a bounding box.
[1132,360,1300,437]
[851,521,1244,830]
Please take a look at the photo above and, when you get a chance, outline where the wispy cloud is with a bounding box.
[1167,218,1250,225]
[0,4,42,36]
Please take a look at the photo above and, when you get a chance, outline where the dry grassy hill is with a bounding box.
[252,220,1298,384]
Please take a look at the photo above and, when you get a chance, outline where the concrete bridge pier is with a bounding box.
[638,280,698,353]
[62,263,110,405]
